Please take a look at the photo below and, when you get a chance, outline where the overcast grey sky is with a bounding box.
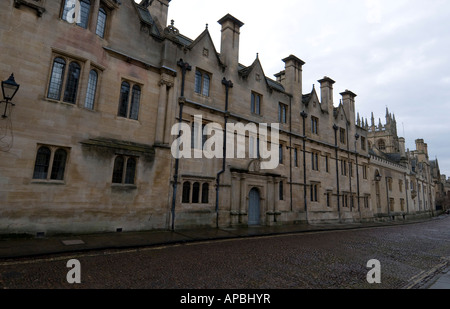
[160,0,450,176]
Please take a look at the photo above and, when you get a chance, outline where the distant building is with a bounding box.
[0,0,445,236]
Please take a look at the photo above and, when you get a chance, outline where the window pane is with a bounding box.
[62,0,75,23]
[279,181,284,201]
[63,62,81,104]
[195,71,202,94]
[251,93,255,113]
[96,8,107,38]
[129,85,141,120]
[77,0,91,29]
[112,156,124,183]
[33,147,51,179]
[256,95,261,114]
[118,82,130,117]
[182,182,191,203]
[48,58,66,100]
[202,74,210,96]
[51,149,67,180]
[192,182,200,204]
[202,183,209,204]
[84,70,98,110]
[125,158,136,184]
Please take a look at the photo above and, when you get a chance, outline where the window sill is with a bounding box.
[115,116,141,124]
[31,180,66,185]
[111,184,137,189]
[44,98,76,107]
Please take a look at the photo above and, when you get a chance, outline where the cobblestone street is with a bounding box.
[0,217,449,290]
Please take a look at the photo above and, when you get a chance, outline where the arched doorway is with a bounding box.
[248,188,261,226]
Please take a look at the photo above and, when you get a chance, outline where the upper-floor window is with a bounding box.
[118,81,141,120]
[84,69,98,110]
[62,0,91,29]
[340,128,346,144]
[251,92,261,115]
[33,145,69,181]
[279,103,287,124]
[47,57,81,104]
[96,7,107,38]
[311,151,319,171]
[194,70,211,97]
[311,117,319,135]
[361,136,366,151]
[378,140,386,151]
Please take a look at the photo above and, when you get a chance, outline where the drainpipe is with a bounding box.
[301,111,308,223]
[215,78,233,228]
[170,59,191,231]
[333,124,341,222]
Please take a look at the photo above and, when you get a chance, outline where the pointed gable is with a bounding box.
[239,56,285,93]
[187,28,225,69]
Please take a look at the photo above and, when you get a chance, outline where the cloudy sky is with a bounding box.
[161,0,450,176]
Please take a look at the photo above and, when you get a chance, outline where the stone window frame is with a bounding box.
[111,155,138,186]
[194,69,212,97]
[32,144,71,183]
[117,79,142,121]
[46,50,104,110]
[181,180,211,205]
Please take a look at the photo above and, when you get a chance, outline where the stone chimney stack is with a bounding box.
[146,0,171,28]
[318,77,335,115]
[218,14,244,73]
[340,89,357,126]
[399,137,406,158]
[282,55,305,97]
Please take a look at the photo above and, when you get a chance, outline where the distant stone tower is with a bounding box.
[366,107,400,154]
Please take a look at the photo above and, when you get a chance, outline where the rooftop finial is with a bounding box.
[171,19,174,27]
[206,23,208,29]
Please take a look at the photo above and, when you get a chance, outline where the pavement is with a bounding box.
[0,216,448,289]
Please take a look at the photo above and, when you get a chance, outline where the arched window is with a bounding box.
[129,85,141,120]
[202,183,209,204]
[96,7,107,38]
[50,149,68,180]
[118,81,130,117]
[63,61,81,104]
[84,69,98,110]
[112,156,124,184]
[47,57,66,100]
[192,182,200,204]
[182,182,191,203]
[378,140,386,151]
[125,158,136,185]
[33,147,51,179]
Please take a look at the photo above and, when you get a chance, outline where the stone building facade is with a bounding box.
[0,0,444,235]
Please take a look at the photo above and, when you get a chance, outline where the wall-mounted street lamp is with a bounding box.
[1,74,20,118]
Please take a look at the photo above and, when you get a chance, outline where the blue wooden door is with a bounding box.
[248,188,261,226]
